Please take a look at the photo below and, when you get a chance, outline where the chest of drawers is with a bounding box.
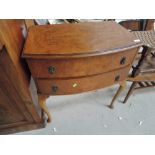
[22,21,142,122]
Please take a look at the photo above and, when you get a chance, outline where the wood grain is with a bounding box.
[27,48,137,78]
[0,20,44,134]
[36,66,130,95]
[23,21,142,58]
[0,20,41,122]
[23,21,142,118]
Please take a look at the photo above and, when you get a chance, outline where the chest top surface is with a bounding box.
[23,21,142,58]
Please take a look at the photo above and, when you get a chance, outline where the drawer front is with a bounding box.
[27,48,137,78]
[36,66,130,95]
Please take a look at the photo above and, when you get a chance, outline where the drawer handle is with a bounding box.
[115,75,120,82]
[73,83,78,88]
[51,85,58,92]
[120,57,126,65]
[48,66,56,74]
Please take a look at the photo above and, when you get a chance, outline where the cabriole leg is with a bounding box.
[38,95,52,123]
[109,81,127,109]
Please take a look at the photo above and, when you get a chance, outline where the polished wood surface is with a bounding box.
[119,19,154,31]
[23,22,142,122]
[0,20,44,134]
[0,20,31,105]
[0,48,33,123]
[23,21,141,58]
[27,48,137,78]
[36,66,130,95]
[119,20,140,31]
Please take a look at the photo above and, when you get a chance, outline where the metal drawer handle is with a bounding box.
[48,66,56,74]
[115,75,120,82]
[120,57,126,65]
[51,85,58,92]
[73,83,78,88]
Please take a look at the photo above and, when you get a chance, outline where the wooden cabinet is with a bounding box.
[0,20,45,134]
[23,21,142,122]
[0,48,31,126]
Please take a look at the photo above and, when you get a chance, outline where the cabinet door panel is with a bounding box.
[0,88,25,125]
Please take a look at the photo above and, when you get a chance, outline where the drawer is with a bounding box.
[36,66,130,95]
[27,48,137,78]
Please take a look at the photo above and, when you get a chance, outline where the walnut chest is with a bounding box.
[22,21,142,122]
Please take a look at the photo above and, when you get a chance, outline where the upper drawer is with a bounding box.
[27,48,137,78]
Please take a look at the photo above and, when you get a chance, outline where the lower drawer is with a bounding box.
[36,66,130,95]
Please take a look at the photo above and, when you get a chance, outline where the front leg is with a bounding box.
[109,81,126,109]
[38,95,52,122]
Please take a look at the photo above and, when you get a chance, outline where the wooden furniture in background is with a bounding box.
[25,19,49,26]
[119,19,154,31]
[23,22,142,122]
[122,30,155,103]
[0,20,45,134]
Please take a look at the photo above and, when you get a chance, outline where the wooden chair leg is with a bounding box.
[123,82,137,104]
[38,95,52,123]
[109,81,127,109]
